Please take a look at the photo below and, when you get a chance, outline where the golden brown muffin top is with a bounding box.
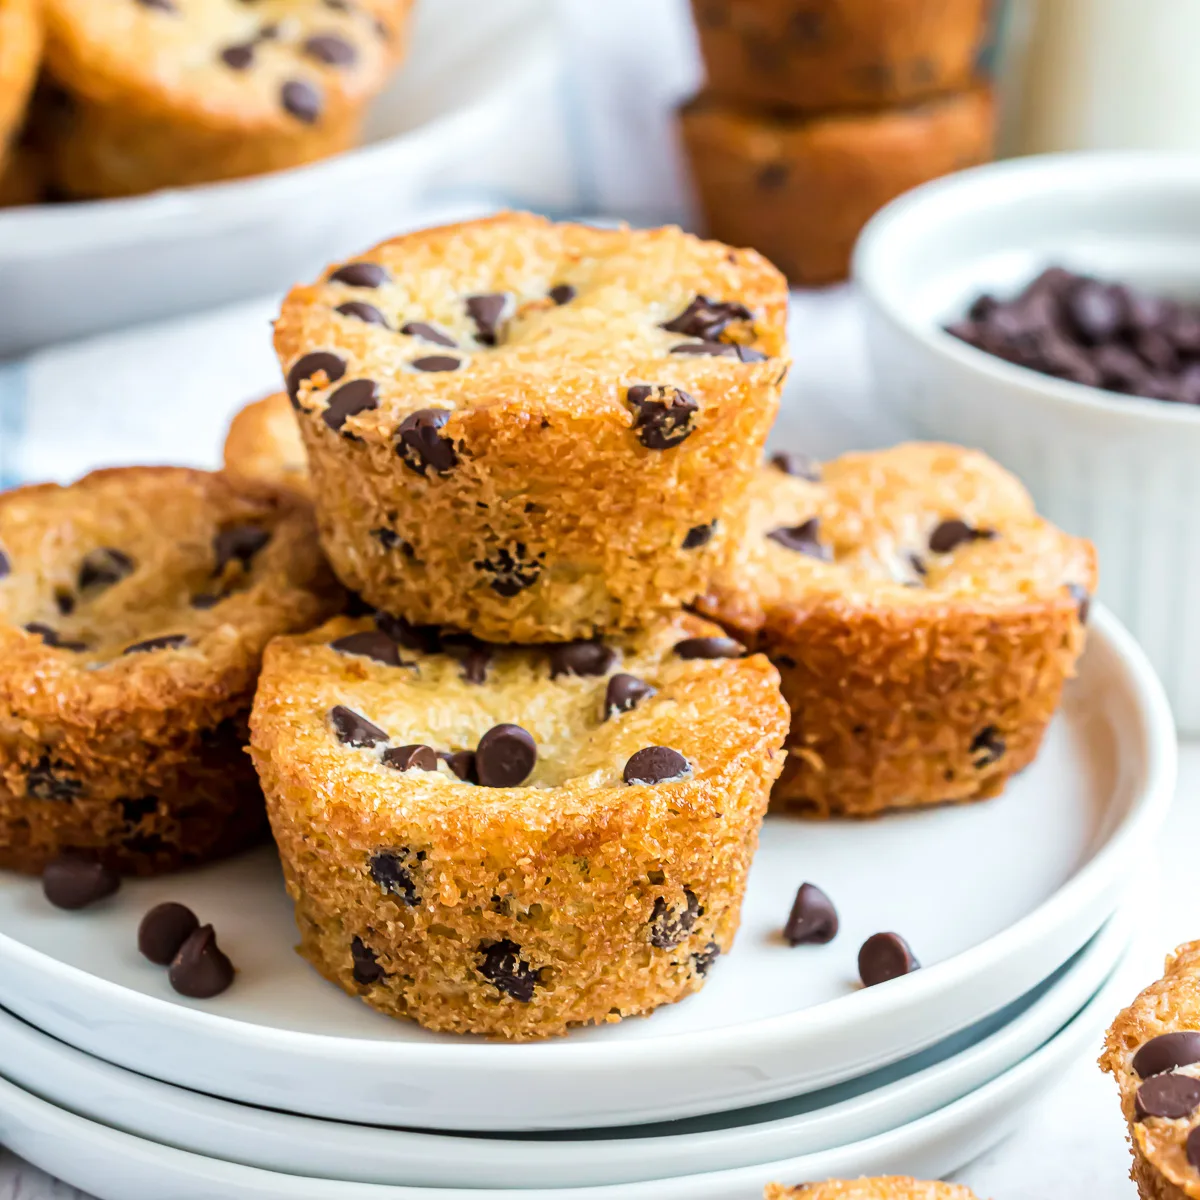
[765,1180,982,1200]
[698,443,1097,638]
[0,0,42,154]
[42,0,407,127]
[223,391,309,496]
[1101,941,1200,1198]
[251,608,789,844]
[274,211,790,440]
[0,466,341,722]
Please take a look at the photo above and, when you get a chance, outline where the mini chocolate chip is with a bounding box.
[191,593,221,610]
[683,520,716,548]
[549,284,576,305]
[649,889,700,949]
[371,528,413,556]
[351,936,385,984]
[662,295,753,341]
[303,33,358,65]
[1188,1126,1200,1169]
[375,613,441,653]
[625,385,699,450]
[604,674,656,719]
[401,321,456,347]
[439,749,477,782]
[396,408,457,474]
[859,932,920,986]
[1135,1074,1200,1121]
[55,590,75,615]
[79,547,134,590]
[139,902,200,964]
[670,341,736,357]
[478,939,536,1001]
[674,635,744,660]
[768,518,831,560]
[42,854,120,910]
[330,262,388,287]
[121,796,158,824]
[770,451,821,481]
[369,850,419,904]
[458,642,492,685]
[169,925,234,998]
[26,757,82,802]
[970,726,1006,768]
[475,724,537,787]
[411,355,461,372]
[324,379,379,432]
[382,743,438,772]
[281,79,322,124]
[0,547,8,577]
[335,301,389,327]
[929,519,996,553]
[693,942,721,975]
[220,43,255,68]
[1067,582,1091,624]
[213,524,270,573]
[549,641,616,679]
[623,746,690,785]
[1133,1031,1200,1078]
[466,293,509,345]
[329,705,387,748]
[24,623,87,651]
[784,882,839,945]
[123,634,188,655]
[286,351,346,405]
[331,630,404,667]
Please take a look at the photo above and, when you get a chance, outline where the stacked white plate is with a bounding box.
[0,606,1175,1199]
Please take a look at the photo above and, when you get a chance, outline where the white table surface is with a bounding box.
[0,285,1190,1199]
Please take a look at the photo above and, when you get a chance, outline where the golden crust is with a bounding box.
[691,0,988,111]
[679,89,994,286]
[40,0,411,197]
[765,1180,981,1200]
[250,609,788,1038]
[1101,941,1200,1200]
[223,391,310,497]
[274,211,790,642]
[0,466,344,873]
[0,0,42,163]
[695,444,1096,817]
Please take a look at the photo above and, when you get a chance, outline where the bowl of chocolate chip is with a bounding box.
[854,151,1200,731]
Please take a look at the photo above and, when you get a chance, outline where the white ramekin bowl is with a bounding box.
[854,151,1200,732]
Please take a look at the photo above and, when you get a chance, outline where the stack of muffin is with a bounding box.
[0,0,412,205]
[0,211,1095,1042]
[679,0,996,285]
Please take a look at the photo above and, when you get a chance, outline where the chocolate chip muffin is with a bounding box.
[0,467,343,874]
[695,443,1096,818]
[1102,941,1200,1200]
[223,391,310,497]
[0,0,42,169]
[39,0,411,199]
[274,211,790,643]
[691,0,988,111]
[765,1181,981,1200]
[679,89,994,286]
[250,610,788,1038]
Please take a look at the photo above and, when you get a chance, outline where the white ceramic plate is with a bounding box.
[0,963,1129,1200]
[0,606,1173,1132]
[0,0,560,355]
[0,910,1132,1188]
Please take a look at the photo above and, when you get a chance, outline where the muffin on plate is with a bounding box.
[0,467,342,874]
[274,211,790,642]
[696,443,1095,817]
[250,609,788,1038]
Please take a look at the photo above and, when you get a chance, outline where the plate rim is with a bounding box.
[0,909,1135,1188]
[0,604,1174,1070]
[0,955,1131,1200]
